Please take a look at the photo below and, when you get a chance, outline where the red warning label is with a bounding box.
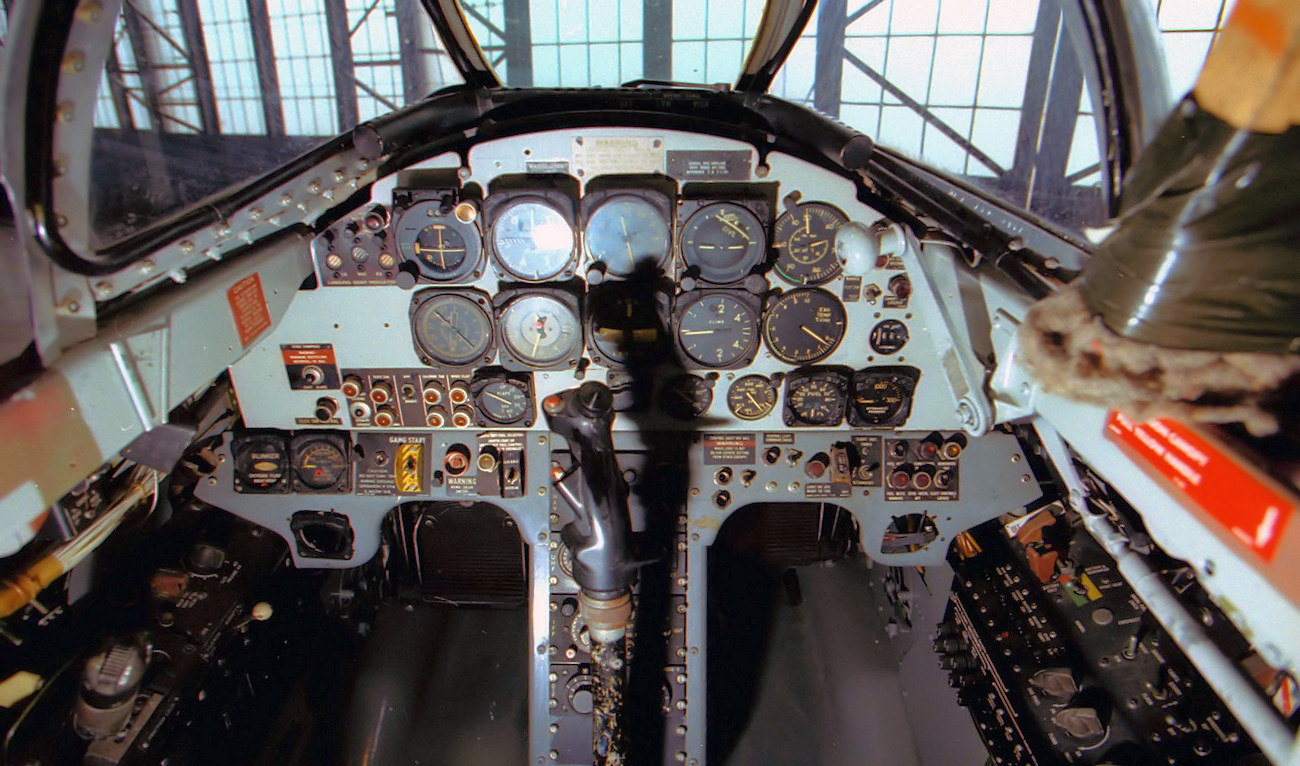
[1105,411,1295,562]
[227,273,271,347]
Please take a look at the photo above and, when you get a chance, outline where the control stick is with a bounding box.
[544,382,636,766]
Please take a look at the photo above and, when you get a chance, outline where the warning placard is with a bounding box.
[1106,411,1296,562]
[227,273,271,347]
[703,433,755,465]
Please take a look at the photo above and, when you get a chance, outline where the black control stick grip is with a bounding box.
[543,382,637,598]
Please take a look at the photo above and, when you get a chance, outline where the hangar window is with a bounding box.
[83,0,463,246]
[769,0,1232,232]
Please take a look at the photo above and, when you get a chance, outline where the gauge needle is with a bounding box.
[681,329,717,335]
[720,218,751,240]
[801,325,830,344]
[486,391,514,405]
[746,392,763,409]
[804,211,810,232]
[532,332,542,357]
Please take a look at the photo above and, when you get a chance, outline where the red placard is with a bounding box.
[1105,411,1295,562]
[227,273,272,348]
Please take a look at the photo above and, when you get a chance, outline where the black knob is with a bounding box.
[576,381,613,417]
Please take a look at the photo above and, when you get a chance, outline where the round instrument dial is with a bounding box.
[499,294,581,367]
[676,293,759,368]
[476,378,530,424]
[680,203,766,284]
[661,374,713,420]
[584,195,672,277]
[412,293,494,366]
[786,376,846,426]
[762,288,848,364]
[491,198,576,281]
[394,200,482,281]
[773,203,847,285]
[293,439,349,490]
[852,377,906,425]
[588,287,666,366]
[727,375,778,420]
[869,319,910,355]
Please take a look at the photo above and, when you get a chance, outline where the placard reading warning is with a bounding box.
[703,433,756,465]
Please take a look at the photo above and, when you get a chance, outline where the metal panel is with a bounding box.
[0,231,312,554]
[1032,392,1300,677]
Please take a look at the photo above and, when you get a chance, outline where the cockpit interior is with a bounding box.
[1,1,1298,764]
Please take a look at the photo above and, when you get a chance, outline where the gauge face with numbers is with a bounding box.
[584,194,672,277]
[661,374,714,420]
[727,375,778,420]
[785,374,847,426]
[499,293,581,367]
[491,198,576,281]
[292,438,349,490]
[411,292,495,367]
[773,202,847,285]
[762,288,848,364]
[676,293,760,368]
[395,200,481,282]
[476,378,530,424]
[680,202,766,284]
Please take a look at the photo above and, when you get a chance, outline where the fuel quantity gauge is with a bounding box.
[784,370,849,427]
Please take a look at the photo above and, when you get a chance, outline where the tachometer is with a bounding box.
[410,291,495,367]
[675,292,760,369]
[394,199,482,282]
[727,375,778,420]
[680,202,766,284]
[773,202,846,285]
[762,288,847,364]
[584,194,672,277]
[490,198,576,281]
[498,293,582,368]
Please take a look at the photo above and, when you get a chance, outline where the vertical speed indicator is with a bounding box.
[675,292,760,369]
